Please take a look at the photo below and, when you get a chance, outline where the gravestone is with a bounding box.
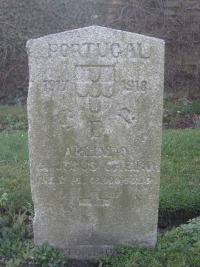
[27,26,164,260]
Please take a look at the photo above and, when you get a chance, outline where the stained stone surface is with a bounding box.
[27,26,165,260]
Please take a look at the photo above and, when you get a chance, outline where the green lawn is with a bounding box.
[160,129,200,217]
[0,131,31,209]
[164,99,200,115]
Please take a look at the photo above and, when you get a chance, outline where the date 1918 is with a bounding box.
[122,80,149,93]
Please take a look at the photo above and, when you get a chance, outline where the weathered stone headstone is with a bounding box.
[27,26,164,260]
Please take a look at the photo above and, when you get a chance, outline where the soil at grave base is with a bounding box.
[165,113,198,129]
[158,210,200,235]
[164,96,200,129]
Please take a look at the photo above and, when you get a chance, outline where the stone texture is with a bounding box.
[27,26,164,260]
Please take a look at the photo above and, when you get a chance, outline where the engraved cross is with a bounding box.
[79,191,111,207]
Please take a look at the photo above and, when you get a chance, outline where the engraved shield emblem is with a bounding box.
[76,65,115,114]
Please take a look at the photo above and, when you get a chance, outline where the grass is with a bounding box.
[0,131,31,209]
[164,99,200,115]
[0,131,28,163]
[0,105,27,131]
[160,129,200,218]
[0,106,26,118]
